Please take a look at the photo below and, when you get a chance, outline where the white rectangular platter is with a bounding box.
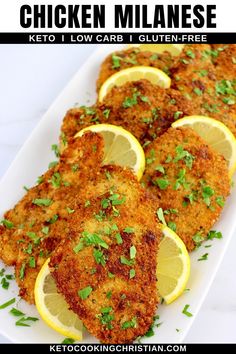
[0,44,235,343]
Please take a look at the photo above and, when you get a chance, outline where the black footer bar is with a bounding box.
[1,32,236,44]
[0,343,236,354]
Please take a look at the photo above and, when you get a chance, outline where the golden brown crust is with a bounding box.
[50,165,161,343]
[61,80,195,147]
[142,127,230,251]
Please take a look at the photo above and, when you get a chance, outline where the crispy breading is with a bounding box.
[0,132,105,301]
[50,165,161,343]
[96,47,173,91]
[61,80,195,147]
[171,44,236,136]
[142,127,230,251]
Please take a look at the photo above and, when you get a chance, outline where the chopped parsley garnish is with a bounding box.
[174,145,195,169]
[115,233,123,245]
[81,106,96,115]
[130,245,136,259]
[164,208,178,215]
[24,244,32,255]
[192,232,205,247]
[216,196,225,207]
[106,291,112,299]
[186,50,195,59]
[1,219,14,229]
[180,58,189,65]
[154,178,169,190]
[32,198,53,207]
[174,111,183,120]
[155,165,165,174]
[73,231,108,253]
[193,87,203,96]
[49,172,61,188]
[48,161,58,169]
[146,149,156,164]
[150,54,158,60]
[145,315,161,337]
[23,186,29,192]
[66,207,75,214]
[111,54,121,69]
[71,164,79,172]
[78,286,93,300]
[121,317,137,329]
[36,176,44,185]
[120,256,134,267]
[156,208,166,225]
[103,109,110,119]
[97,307,114,329]
[129,269,135,279]
[198,69,208,77]
[140,95,150,104]
[202,185,215,206]
[122,92,140,108]
[174,169,189,190]
[123,227,135,234]
[29,257,36,268]
[182,304,193,317]
[1,277,9,290]
[93,249,106,266]
[9,308,25,317]
[19,263,26,280]
[47,214,58,224]
[165,154,172,163]
[15,316,39,327]
[60,132,67,146]
[108,271,115,278]
[51,144,60,158]
[0,298,16,309]
[167,222,177,232]
[185,190,198,204]
[61,338,75,344]
[207,230,222,240]
[198,253,208,261]
[41,226,49,235]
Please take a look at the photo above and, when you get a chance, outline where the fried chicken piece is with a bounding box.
[171,44,236,136]
[50,165,162,343]
[0,132,104,277]
[142,127,230,251]
[61,80,195,147]
[96,47,173,91]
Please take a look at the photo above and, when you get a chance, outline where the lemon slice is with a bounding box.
[75,124,145,180]
[157,226,190,304]
[127,44,185,56]
[98,66,171,101]
[35,259,83,340]
[172,115,236,177]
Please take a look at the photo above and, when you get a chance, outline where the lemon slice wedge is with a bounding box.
[98,66,171,102]
[127,44,185,56]
[157,226,190,304]
[75,124,145,180]
[172,115,236,177]
[35,259,83,340]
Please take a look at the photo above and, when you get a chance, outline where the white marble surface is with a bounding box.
[0,44,235,343]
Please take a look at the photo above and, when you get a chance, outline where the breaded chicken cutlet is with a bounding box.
[61,80,195,147]
[142,127,230,251]
[50,166,162,343]
[171,44,236,136]
[96,47,173,91]
[0,132,105,302]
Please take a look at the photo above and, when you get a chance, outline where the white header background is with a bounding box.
[0,0,235,33]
